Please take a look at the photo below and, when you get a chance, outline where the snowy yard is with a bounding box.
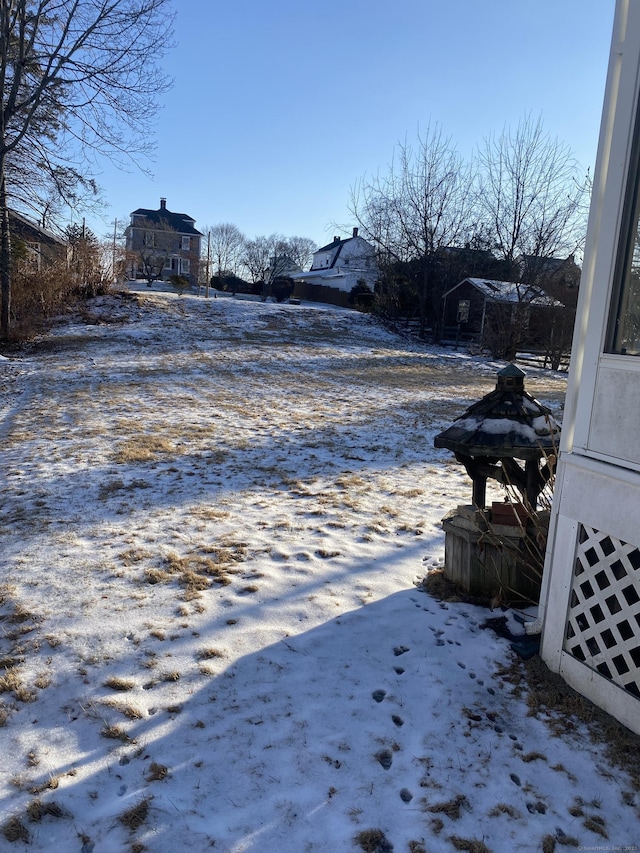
[0,290,637,853]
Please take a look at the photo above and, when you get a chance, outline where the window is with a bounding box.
[181,258,190,274]
[457,300,470,323]
[608,97,640,354]
[181,236,190,251]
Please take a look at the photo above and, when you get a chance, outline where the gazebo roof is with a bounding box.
[434,365,561,461]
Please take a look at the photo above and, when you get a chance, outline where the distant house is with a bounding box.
[290,229,378,306]
[441,277,564,354]
[126,198,202,285]
[9,210,69,270]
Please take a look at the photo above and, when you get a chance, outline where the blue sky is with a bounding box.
[88,0,615,245]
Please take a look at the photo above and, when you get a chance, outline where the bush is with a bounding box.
[169,275,190,294]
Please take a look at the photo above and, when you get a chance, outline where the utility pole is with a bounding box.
[205,231,211,299]
[112,219,118,283]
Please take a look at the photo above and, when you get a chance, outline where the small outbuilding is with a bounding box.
[441,277,563,356]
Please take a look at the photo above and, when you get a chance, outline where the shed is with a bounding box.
[441,278,564,354]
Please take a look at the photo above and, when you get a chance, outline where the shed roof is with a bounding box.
[443,277,563,307]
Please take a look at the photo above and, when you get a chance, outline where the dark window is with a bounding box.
[608,95,640,353]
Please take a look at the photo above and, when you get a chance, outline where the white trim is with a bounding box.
[540,0,640,734]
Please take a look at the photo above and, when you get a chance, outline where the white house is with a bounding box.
[290,228,378,296]
[536,0,640,734]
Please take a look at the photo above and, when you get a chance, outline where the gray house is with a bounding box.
[126,198,202,285]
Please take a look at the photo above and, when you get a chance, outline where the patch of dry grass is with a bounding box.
[354,828,393,852]
[2,816,29,843]
[104,675,136,692]
[421,794,469,820]
[146,762,168,781]
[114,435,175,463]
[100,724,131,742]
[488,802,521,818]
[449,838,492,853]
[118,797,150,832]
[197,648,225,661]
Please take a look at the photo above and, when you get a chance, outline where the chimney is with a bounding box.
[160,197,166,210]
[333,235,340,244]
[352,227,359,238]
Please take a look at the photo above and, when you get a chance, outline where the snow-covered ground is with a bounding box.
[0,290,637,853]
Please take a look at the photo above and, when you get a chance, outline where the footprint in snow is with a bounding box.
[392,714,404,727]
[375,749,393,770]
[372,689,386,703]
[400,788,413,802]
[394,666,405,675]
[393,646,410,657]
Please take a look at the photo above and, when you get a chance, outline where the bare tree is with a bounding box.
[350,124,477,338]
[128,217,175,285]
[202,223,245,279]
[476,114,587,283]
[285,236,317,271]
[0,0,175,339]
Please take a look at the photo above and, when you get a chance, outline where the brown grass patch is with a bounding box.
[354,828,393,852]
[100,724,131,742]
[146,762,169,782]
[104,675,136,692]
[118,797,150,832]
[0,667,35,701]
[422,794,469,819]
[583,815,608,838]
[521,751,547,763]
[114,436,175,463]
[2,817,29,843]
[144,568,172,584]
[197,648,225,660]
[488,802,521,818]
[25,799,66,821]
[449,838,491,853]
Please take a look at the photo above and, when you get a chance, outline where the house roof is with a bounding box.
[9,209,67,245]
[130,205,203,237]
[316,236,354,254]
[443,277,563,307]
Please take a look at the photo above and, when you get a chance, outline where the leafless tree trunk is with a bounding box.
[350,124,477,339]
[0,0,174,339]
[202,223,246,278]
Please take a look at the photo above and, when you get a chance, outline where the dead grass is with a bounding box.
[2,817,29,843]
[100,724,131,742]
[102,700,144,720]
[503,655,640,791]
[114,436,175,463]
[104,675,136,692]
[25,799,66,821]
[197,648,225,660]
[353,828,394,852]
[449,838,492,853]
[146,762,169,781]
[583,815,608,838]
[421,794,469,819]
[118,797,150,832]
[488,802,521,818]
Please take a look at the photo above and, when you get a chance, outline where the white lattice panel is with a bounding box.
[564,525,640,699]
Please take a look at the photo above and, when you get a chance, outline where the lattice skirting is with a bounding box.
[564,524,640,699]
